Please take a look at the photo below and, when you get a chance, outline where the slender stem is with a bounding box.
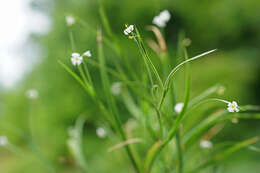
[176,131,183,173]
[83,61,93,86]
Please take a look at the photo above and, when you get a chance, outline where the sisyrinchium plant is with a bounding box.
[1,6,260,173]
[56,7,260,173]
[57,7,260,173]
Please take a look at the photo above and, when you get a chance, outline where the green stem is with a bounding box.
[176,131,183,173]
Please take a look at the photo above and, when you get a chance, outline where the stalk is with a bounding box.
[97,29,140,173]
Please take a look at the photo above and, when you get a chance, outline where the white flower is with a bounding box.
[65,15,75,26]
[111,82,122,95]
[152,16,166,28]
[26,89,39,99]
[71,52,83,66]
[227,101,239,112]
[124,25,134,35]
[174,102,184,114]
[160,10,171,22]
[96,127,106,138]
[200,140,213,149]
[152,10,171,28]
[83,50,91,57]
[0,136,8,146]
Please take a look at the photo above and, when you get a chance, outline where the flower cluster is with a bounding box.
[0,136,8,146]
[26,89,39,100]
[96,127,107,138]
[71,50,91,66]
[65,15,75,26]
[152,10,171,28]
[123,25,134,35]
[227,101,239,112]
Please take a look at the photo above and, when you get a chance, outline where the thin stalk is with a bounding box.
[83,61,93,86]
[78,65,89,86]
[135,29,163,88]
[158,49,217,110]
[97,29,140,173]
[176,131,183,173]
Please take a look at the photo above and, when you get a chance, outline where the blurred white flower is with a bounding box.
[65,15,75,26]
[71,52,83,66]
[174,102,184,114]
[111,82,122,95]
[83,50,91,57]
[26,89,39,99]
[227,101,239,112]
[152,10,171,28]
[96,127,106,138]
[68,127,79,138]
[124,25,134,35]
[0,136,8,146]
[200,140,213,149]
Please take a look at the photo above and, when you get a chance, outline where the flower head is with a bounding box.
[152,10,171,28]
[227,101,239,112]
[65,15,75,26]
[26,89,39,99]
[200,140,213,149]
[0,136,8,146]
[83,50,91,57]
[111,82,122,95]
[124,25,134,35]
[174,102,184,114]
[71,52,83,66]
[96,127,106,138]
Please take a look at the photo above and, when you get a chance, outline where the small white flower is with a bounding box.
[71,52,83,66]
[26,89,39,99]
[65,15,75,26]
[200,140,213,149]
[111,82,122,95]
[123,25,134,35]
[174,102,184,114]
[96,127,106,138]
[83,50,91,57]
[160,10,171,22]
[227,101,239,112]
[152,10,171,28]
[0,136,8,146]
[152,16,166,28]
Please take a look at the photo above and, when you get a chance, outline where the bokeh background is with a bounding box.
[0,0,260,172]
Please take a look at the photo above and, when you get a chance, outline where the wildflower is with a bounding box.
[71,53,83,66]
[0,136,8,146]
[227,101,239,112]
[111,82,122,95]
[124,25,134,35]
[200,140,213,149]
[174,102,184,114]
[152,10,171,28]
[65,15,75,26]
[83,50,91,57]
[26,89,39,99]
[96,127,106,138]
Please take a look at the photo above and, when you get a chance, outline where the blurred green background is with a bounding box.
[0,0,260,172]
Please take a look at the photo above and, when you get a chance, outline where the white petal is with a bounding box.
[227,107,234,112]
[174,102,184,113]
[72,52,80,58]
[235,107,239,112]
[84,50,91,57]
[124,29,129,35]
[228,102,232,107]
[232,101,238,107]
[71,57,77,66]
[128,25,134,31]
[160,10,171,22]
